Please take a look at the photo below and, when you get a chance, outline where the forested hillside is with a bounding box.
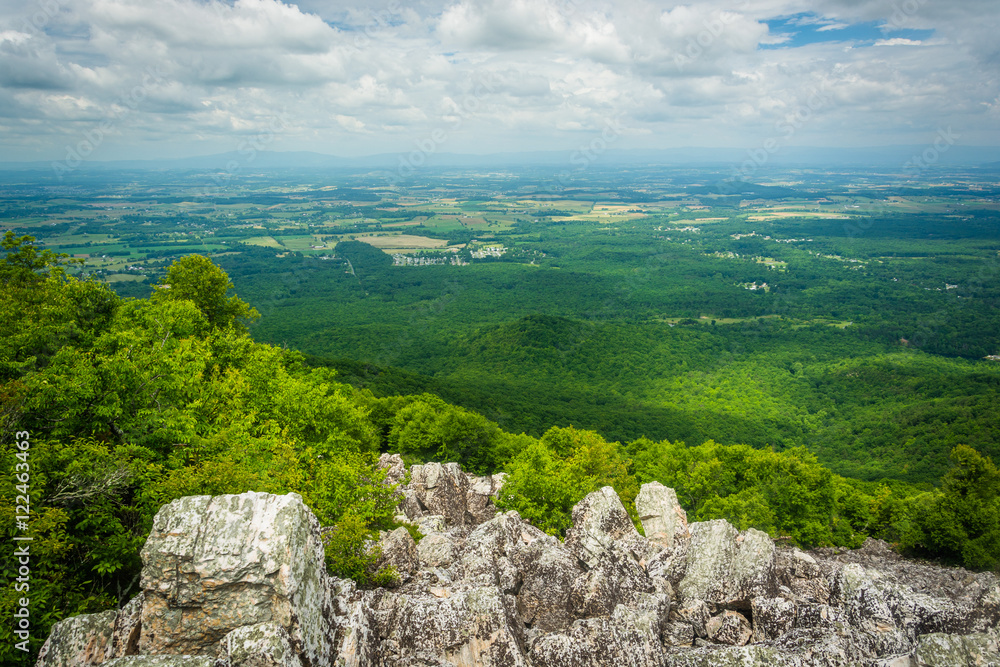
[2,237,998,663]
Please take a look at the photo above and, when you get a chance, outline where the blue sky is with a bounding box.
[762,13,934,49]
[0,0,997,162]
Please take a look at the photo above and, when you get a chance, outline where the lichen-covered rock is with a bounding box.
[378,527,419,581]
[530,593,671,667]
[774,548,829,604]
[373,586,528,666]
[377,453,407,487]
[663,644,795,666]
[466,472,506,525]
[407,462,472,527]
[565,486,645,569]
[830,561,984,657]
[676,520,775,607]
[416,533,458,568]
[912,629,1000,666]
[416,514,447,535]
[139,492,332,664]
[103,658,214,667]
[36,610,117,667]
[750,596,796,643]
[705,610,752,646]
[569,539,657,618]
[671,599,712,639]
[636,482,690,549]
[663,621,695,647]
[34,467,1000,667]
[108,593,144,660]
[217,623,302,667]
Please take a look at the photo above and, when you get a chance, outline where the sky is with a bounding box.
[0,0,997,162]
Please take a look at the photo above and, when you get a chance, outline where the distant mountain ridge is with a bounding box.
[3,145,1000,171]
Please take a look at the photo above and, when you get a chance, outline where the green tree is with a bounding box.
[153,254,259,330]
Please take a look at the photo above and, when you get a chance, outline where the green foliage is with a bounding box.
[496,426,639,536]
[629,438,867,548]
[321,512,398,588]
[900,446,1000,570]
[384,394,506,473]
[152,254,259,331]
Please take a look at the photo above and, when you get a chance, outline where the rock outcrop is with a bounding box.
[36,459,1000,667]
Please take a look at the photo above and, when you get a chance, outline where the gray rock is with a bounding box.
[636,482,690,549]
[912,629,1000,666]
[569,539,656,618]
[416,533,458,568]
[103,659,213,667]
[33,469,1000,667]
[415,514,447,535]
[108,593,143,660]
[378,527,419,581]
[565,486,645,569]
[408,462,471,527]
[377,453,407,487]
[775,547,830,604]
[676,520,775,607]
[663,621,696,647]
[139,492,333,664]
[466,472,506,526]
[530,593,670,667]
[35,610,117,667]
[705,610,752,646]
[373,586,528,666]
[217,623,302,667]
[750,596,796,642]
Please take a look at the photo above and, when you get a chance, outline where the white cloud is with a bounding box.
[0,0,996,160]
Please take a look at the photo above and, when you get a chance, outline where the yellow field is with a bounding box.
[244,236,283,248]
[356,234,449,249]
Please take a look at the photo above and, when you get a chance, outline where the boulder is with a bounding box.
[466,472,506,525]
[774,547,829,603]
[372,586,528,666]
[217,623,302,667]
[705,610,752,646]
[636,482,690,548]
[139,492,333,664]
[35,610,117,667]
[33,467,1000,667]
[108,593,144,660]
[417,533,458,568]
[529,593,670,667]
[676,520,775,607]
[912,629,1000,666]
[377,527,419,581]
[564,486,645,569]
[407,462,471,527]
[750,596,796,642]
[377,453,407,487]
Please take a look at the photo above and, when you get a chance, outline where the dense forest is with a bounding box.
[2,236,999,663]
